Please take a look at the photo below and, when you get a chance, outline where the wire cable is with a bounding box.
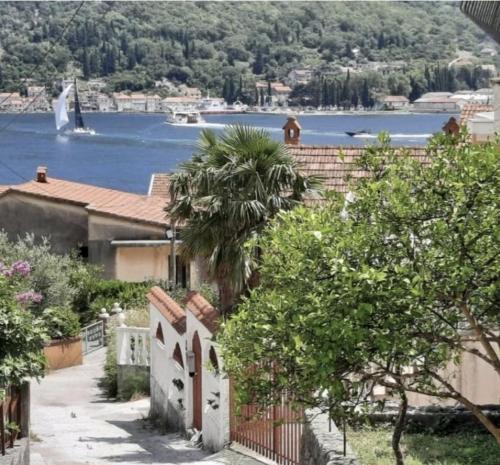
[0,1,86,108]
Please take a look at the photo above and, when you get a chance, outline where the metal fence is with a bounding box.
[0,385,22,456]
[230,383,304,465]
[81,320,105,355]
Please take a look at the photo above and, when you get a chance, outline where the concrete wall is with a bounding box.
[185,311,230,451]
[149,300,230,452]
[0,193,88,255]
[88,213,165,279]
[300,410,359,465]
[149,302,187,432]
[407,341,500,407]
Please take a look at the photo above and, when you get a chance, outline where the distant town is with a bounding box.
[1,65,496,115]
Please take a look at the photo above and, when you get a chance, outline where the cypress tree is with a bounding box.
[361,79,370,108]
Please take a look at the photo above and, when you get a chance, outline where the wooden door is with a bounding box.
[192,331,202,430]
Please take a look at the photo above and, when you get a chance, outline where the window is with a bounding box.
[209,346,219,373]
[168,255,190,288]
[155,323,164,344]
[173,343,184,369]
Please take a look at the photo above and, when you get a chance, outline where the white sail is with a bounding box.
[54,84,73,130]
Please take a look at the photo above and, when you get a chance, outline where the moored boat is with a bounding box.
[165,110,204,125]
[345,129,371,137]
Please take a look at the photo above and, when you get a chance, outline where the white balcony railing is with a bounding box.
[116,326,150,366]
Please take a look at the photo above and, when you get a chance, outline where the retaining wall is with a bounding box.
[300,410,359,465]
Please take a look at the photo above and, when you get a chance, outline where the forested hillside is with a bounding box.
[0,1,497,99]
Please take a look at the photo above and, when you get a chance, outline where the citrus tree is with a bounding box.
[219,134,500,465]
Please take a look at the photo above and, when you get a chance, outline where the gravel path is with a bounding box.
[30,349,266,465]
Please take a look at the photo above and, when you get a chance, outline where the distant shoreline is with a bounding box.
[0,109,459,117]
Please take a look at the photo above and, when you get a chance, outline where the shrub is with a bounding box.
[42,307,81,340]
[100,326,118,398]
[119,374,150,401]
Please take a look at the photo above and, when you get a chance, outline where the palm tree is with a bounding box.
[166,125,322,314]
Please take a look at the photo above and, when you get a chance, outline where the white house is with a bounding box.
[382,95,409,110]
[412,92,459,112]
[148,287,230,451]
[287,69,313,87]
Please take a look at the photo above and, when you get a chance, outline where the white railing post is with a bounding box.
[115,327,150,366]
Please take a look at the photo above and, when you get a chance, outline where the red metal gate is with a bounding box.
[0,385,22,456]
[192,332,203,430]
[230,382,304,465]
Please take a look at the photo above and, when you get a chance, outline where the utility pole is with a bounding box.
[169,221,176,286]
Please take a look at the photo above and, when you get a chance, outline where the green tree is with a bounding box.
[220,134,500,464]
[166,125,321,313]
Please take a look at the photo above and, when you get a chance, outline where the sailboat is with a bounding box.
[54,79,95,135]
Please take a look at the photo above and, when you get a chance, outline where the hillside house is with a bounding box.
[0,167,201,285]
[255,81,292,106]
[287,69,313,87]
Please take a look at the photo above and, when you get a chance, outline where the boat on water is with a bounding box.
[54,79,95,135]
[165,109,204,125]
[345,129,371,137]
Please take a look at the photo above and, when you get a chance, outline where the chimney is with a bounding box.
[282,116,301,145]
[492,77,500,131]
[36,166,48,183]
[442,116,459,136]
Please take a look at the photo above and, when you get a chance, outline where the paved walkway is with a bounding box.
[30,349,266,465]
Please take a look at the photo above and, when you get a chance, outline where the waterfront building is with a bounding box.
[255,81,292,106]
[382,95,410,110]
[112,93,161,112]
[412,92,459,112]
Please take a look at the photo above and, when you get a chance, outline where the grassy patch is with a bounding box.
[348,427,500,465]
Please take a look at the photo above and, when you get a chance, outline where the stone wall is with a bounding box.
[300,410,359,465]
[365,403,500,434]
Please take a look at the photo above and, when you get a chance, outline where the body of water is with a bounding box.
[0,112,455,193]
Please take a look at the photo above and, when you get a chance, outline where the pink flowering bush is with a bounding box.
[15,290,43,305]
[0,261,48,386]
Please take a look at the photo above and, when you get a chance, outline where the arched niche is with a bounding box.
[155,322,164,344]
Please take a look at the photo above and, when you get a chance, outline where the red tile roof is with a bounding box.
[185,291,219,334]
[0,177,169,227]
[288,145,430,193]
[459,104,494,124]
[148,173,172,198]
[149,146,430,197]
[147,286,186,335]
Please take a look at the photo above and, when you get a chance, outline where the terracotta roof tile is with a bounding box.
[147,286,186,335]
[185,291,219,334]
[7,177,169,227]
[460,104,494,124]
[149,173,172,199]
[149,145,430,202]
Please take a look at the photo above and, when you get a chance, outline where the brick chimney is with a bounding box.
[442,116,459,136]
[283,116,301,145]
[492,77,500,131]
[36,166,48,183]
